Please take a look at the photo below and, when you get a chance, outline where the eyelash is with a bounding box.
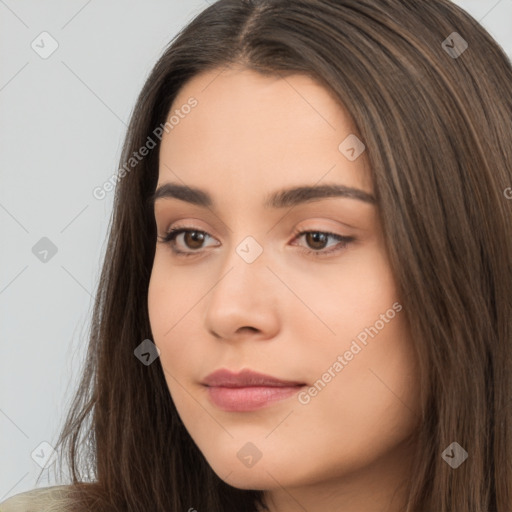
[157,225,355,259]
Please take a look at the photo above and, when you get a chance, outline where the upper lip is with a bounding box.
[202,368,306,388]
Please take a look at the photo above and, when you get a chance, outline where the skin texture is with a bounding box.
[147,66,421,512]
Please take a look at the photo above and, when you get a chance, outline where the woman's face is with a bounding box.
[148,66,420,505]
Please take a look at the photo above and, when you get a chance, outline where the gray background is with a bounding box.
[1,0,511,500]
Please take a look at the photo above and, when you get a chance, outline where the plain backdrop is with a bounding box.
[1,0,511,500]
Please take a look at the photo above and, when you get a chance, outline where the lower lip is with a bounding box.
[205,385,304,411]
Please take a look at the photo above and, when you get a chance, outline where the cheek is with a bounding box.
[147,260,195,372]
[291,239,401,348]
[147,274,201,422]
[258,246,420,480]
[290,333,420,489]
[147,253,167,327]
[303,244,419,433]
[147,251,197,343]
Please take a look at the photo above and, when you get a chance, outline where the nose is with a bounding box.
[203,239,280,342]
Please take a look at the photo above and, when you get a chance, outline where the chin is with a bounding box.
[206,457,281,490]
[219,471,273,491]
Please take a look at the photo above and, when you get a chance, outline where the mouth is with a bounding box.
[202,368,307,412]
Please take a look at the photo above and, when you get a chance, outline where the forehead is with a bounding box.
[157,66,372,197]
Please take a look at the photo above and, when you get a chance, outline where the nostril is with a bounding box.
[238,326,259,334]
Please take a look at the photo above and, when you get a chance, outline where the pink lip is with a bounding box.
[202,369,306,412]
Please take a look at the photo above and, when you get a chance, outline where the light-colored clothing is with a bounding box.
[0,485,72,512]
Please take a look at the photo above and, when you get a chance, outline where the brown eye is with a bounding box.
[292,230,355,257]
[157,227,218,257]
[182,230,206,250]
[304,232,329,250]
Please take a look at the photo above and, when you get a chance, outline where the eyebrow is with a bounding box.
[148,181,376,210]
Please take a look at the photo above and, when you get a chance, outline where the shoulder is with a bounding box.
[0,485,73,512]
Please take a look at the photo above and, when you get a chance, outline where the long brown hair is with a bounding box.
[46,0,512,510]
